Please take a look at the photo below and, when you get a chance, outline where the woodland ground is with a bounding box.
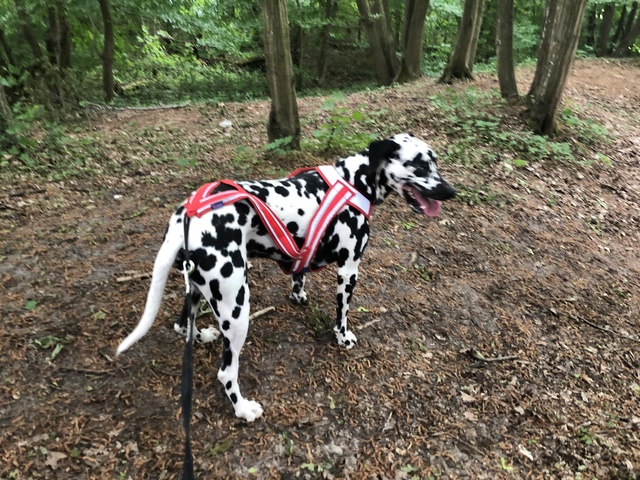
[1,58,639,480]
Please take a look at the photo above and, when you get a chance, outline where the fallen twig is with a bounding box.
[571,314,640,343]
[466,349,518,363]
[355,318,382,331]
[116,272,151,283]
[249,306,275,321]
[84,101,190,112]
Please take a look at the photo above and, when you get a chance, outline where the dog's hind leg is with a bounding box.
[208,267,263,422]
[289,273,308,305]
[334,262,359,349]
[174,290,220,344]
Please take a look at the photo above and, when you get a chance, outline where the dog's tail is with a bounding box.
[116,224,183,356]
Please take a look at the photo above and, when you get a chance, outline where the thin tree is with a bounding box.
[527,0,588,135]
[317,0,338,85]
[440,0,485,83]
[261,0,301,149]
[596,3,616,56]
[613,7,640,56]
[355,0,398,86]
[98,0,115,102]
[496,0,518,97]
[397,0,430,83]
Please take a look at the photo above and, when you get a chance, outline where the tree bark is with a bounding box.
[440,0,485,83]
[596,3,616,56]
[57,0,72,69]
[613,7,640,56]
[397,0,430,83]
[527,0,588,135]
[496,0,518,98]
[611,5,628,45]
[46,4,61,67]
[355,0,398,86]
[261,0,301,149]
[317,0,338,85]
[98,0,115,102]
[0,29,16,67]
[13,0,45,62]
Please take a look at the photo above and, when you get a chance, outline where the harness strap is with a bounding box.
[180,216,195,480]
[184,167,372,275]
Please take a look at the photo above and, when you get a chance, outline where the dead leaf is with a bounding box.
[461,392,476,403]
[45,451,67,470]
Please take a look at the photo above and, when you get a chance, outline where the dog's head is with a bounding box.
[366,133,456,217]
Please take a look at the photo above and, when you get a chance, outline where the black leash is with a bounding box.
[180,216,196,480]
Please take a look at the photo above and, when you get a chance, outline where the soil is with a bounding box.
[1,58,639,480]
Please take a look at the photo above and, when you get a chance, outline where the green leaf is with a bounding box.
[24,299,38,311]
[210,437,234,456]
[50,344,64,361]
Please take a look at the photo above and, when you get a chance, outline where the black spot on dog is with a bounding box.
[220,261,234,278]
[226,381,232,390]
[209,279,223,302]
[222,320,230,330]
[235,202,251,226]
[232,306,241,319]
[236,286,245,306]
[230,393,238,404]
[287,222,299,234]
[230,250,244,268]
[275,185,290,197]
[298,209,305,216]
[191,248,217,271]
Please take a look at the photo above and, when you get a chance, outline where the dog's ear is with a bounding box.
[367,138,400,171]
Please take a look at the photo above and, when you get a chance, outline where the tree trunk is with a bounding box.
[585,5,597,47]
[98,0,115,102]
[46,4,61,67]
[57,0,72,69]
[611,5,628,45]
[261,0,301,149]
[440,0,485,83]
[355,0,398,86]
[527,0,588,135]
[317,0,338,85]
[496,0,518,98]
[613,7,640,56]
[0,29,16,67]
[13,0,45,62]
[397,0,430,83]
[596,3,615,56]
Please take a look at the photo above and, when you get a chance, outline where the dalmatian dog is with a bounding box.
[116,133,456,422]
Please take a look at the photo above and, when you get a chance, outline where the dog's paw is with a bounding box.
[335,328,357,349]
[288,291,308,306]
[235,399,264,422]
[196,326,220,343]
[174,323,187,337]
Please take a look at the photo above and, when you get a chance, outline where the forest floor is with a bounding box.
[1,58,639,480]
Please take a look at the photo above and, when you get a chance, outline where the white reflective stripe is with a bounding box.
[194,191,245,217]
[299,189,353,271]
[317,165,371,217]
[251,197,300,256]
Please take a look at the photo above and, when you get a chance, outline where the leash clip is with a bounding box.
[182,259,195,294]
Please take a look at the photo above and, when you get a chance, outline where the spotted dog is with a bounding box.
[116,133,456,422]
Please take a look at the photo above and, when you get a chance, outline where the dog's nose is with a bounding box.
[430,179,456,201]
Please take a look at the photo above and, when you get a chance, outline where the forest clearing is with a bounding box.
[1,58,639,479]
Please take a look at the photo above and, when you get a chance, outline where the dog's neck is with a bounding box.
[334,152,392,205]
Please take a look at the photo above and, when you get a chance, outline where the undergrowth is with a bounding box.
[428,86,614,168]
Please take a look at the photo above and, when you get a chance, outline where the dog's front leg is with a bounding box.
[289,273,308,305]
[334,264,359,349]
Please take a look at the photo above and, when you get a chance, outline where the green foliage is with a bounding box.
[308,93,378,153]
[429,86,613,167]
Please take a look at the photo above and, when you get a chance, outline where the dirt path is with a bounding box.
[1,59,639,479]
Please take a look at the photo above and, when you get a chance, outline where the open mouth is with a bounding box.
[402,185,442,218]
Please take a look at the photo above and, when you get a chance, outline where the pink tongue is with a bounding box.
[413,188,441,217]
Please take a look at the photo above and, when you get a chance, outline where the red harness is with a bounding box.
[184,166,371,274]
